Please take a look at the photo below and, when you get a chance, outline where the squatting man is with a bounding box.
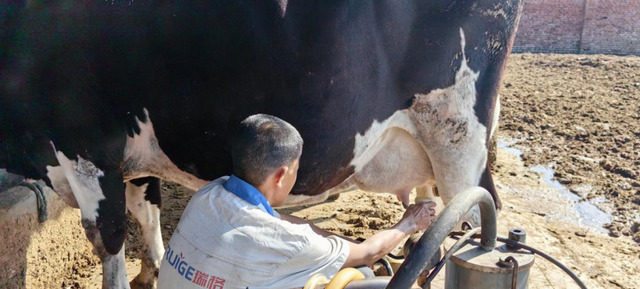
[158,114,437,288]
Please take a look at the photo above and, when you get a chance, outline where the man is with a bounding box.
[157,114,436,289]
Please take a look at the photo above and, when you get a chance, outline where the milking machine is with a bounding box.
[303,186,588,289]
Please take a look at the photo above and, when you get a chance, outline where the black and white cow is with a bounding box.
[0,0,522,288]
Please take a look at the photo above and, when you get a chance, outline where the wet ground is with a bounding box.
[499,140,612,233]
[498,53,640,241]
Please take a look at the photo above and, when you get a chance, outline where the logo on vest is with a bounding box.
[165,245,226,289]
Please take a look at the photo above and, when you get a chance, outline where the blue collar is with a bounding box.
[223,175,275,217]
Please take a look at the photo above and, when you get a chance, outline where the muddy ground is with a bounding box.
[14,53,640,288]
[499,53,640,241]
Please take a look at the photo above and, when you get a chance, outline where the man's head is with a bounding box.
[231,114,303,206]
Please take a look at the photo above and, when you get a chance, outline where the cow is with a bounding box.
[0,0,523,288]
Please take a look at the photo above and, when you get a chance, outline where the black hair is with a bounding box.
[231,114,303,187]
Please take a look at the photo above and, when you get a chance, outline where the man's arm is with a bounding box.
[342,202,436,268]
[280,213,360,244]
[280,202,437,268]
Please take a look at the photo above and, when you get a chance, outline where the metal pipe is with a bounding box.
[341,276,422,289]
[422,227,482,287]
[505,256,519,289]
[386,187,497,289]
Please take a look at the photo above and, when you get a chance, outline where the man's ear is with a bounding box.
[274,165,289,187]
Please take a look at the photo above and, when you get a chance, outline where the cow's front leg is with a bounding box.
[54,151,129,289]
[126,177,164,289]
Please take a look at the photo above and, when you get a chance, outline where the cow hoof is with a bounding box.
[130,276,155,289]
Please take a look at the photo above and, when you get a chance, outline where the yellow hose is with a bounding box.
[325,268,366,289]
[303,273,329,289]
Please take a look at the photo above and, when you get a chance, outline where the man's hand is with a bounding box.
[342,201,438,268]
[400,202,437,232]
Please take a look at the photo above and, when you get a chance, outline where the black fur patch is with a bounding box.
[130,177,162,208]
[97,173,128,255]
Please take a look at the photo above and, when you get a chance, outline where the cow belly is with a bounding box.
[353,127,434,196]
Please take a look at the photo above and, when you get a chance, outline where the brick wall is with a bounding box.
[581,0,640,55]
[514,0,585,54]
[513,0,640,55]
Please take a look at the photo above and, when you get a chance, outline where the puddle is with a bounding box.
[499,139,612,233]
[575,201,612,232]
[532,165,612,232]
[497,140,523,158]
[531,166,570,193]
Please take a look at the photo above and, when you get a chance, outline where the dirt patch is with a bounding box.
[280,192,406,238]
[0,186,98,289]
[499,53,640,241]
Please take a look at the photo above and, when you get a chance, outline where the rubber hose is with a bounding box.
[326,268,366,289]
[375,258,394,276]
[343,277,394,289]
[304,273,328,289]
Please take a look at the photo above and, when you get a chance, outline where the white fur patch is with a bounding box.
[52,149,106,221]
[45,164,78,208]
[353,127,433,194]
[350,111,418,172]
[101,245,129,288]
[276,0,288,17]
[490,95,500,140]
[123,110,159,175]
[123,109,209,191]
[125,181,164,281]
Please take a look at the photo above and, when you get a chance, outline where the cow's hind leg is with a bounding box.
[408,28,496,226]
[126,177,164,289]
[54,152,129,289]
[411,99,490,226]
